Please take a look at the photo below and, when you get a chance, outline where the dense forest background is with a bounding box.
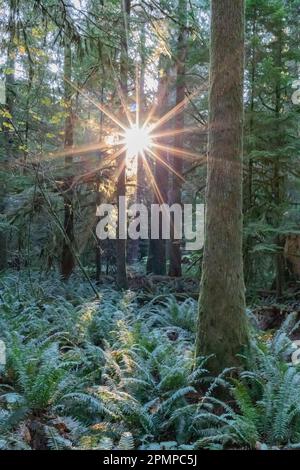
[0,0,300,452]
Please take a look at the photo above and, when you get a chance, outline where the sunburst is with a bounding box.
[123,124,152,158]
[43,72,205,196]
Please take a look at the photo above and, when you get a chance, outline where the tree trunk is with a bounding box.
[116,0,130,289]
[0,196,7,271]
[60,42,75,280]
[95,86,104,283]
[130,21,146,264]
[169,0,188,277]
[274,29,285,300]
[3,1,16,161]
[146,55,169,275]
[0,1,16,271]
[244,5,257,285]
[196,0,249,374]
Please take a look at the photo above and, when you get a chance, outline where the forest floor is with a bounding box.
[1,270,300,450]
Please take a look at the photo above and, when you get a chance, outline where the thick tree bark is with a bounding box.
[61,42,75,280]
[196,0,249,374]
[169,0,188,277]
[116,0,130,289]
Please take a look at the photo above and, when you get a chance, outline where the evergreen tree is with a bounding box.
[196,0,249,373]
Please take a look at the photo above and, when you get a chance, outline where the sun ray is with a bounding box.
[70,145,127,188]
[113,157,127,182]
[142,74,165,129]
[142,152,177,232]
[151,126,202,140]
[116,79,134,127]
[146,147,186,184]
[147,95,190,133]
[147,86,202,134]
[108,55,134,127]
[142,153,165,206]
[44,140,122,161]
[141,100,159,131]
[151,142,205,162]
[145,81,207,134]
[100,145,127,168]
[64,76,128,131]
[135,64,140,129]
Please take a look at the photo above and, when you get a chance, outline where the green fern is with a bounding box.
[118,432,134,450]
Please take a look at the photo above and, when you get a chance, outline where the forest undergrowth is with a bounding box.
[1,271,300,451]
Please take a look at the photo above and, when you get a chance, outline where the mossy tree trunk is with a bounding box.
[196,0,249,374]
[116,0,130,289]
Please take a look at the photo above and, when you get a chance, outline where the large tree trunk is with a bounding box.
[3,0,16,161]
[146,55,169,275]
[196,0,249,374]
[0,0,16,270]
[169,0,188,277]
[116,0,130,289]
[60,42,75,280]
[274,29,285,300]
